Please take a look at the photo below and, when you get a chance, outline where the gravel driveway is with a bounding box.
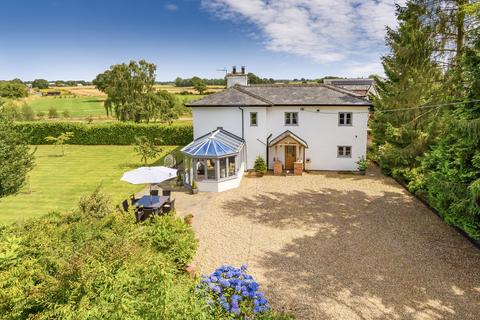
[174,165,480,320]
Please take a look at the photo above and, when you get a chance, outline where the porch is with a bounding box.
[268,130,308,176]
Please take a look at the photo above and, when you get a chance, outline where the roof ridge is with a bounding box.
[320,84,367,100]
[233,85,274,105]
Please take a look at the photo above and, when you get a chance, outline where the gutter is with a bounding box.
[238,107,245,139]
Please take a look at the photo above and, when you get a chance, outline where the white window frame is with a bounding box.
[338,112,352,126]
[337,146,352,158]
[250,112,258,126]
[285,112,298,126]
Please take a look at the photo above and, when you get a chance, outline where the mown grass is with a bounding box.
[0,145,179,224]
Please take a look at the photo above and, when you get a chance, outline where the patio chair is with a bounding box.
[121,199,129,212]
[135,208,155,222]
[162,190,171,198]
[162,199,175,214]
[150,189,159,196]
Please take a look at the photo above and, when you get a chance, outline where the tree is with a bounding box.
[370,1,442,182]
[134,136,163,165]
[94,60,173,123]
[45,132,74,156]
[192,77,207,94]
[0,81,28,98]
[31,79,49,89]
[145,90,179,124]
[0,102,35,198]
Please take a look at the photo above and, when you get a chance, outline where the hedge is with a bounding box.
[14,121,193,145]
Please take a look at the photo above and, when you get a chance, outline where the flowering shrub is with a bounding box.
[199,265,270,317]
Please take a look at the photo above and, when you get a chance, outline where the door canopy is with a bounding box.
[269,130,308,148]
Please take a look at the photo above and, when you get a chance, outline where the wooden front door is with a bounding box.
[285,145,296,170]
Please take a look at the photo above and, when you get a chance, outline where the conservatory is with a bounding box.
[181,128,246,192]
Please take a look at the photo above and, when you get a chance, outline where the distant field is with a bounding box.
[25,96,106,118]
[52,85,224,97]
[0,145,179,224]
[19,94,204,121]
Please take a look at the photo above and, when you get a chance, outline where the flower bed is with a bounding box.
[199,265,270,317]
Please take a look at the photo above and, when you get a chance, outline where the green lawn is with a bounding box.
[0,145,179,224]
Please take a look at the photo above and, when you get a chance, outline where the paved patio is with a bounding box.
[174,166,480,320]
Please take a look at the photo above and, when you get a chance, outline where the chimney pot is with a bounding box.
[232,66,237,74]
[241,66,246,74]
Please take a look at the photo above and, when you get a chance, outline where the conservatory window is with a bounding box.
[207,159,216,179]
[196,160,205,180]
[220,158,227,179]
[228,156,236,176]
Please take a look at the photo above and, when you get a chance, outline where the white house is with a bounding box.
[181,68,372,192]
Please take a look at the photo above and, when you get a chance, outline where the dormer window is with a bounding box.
[285,112,298,126]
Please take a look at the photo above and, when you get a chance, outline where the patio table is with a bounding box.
[135,195,170,210]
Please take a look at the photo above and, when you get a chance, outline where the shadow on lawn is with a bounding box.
[222,187,480,319]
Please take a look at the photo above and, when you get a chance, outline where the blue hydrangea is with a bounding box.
[198,265,270,317]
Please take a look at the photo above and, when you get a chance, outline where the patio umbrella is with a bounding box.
[121,166,177,202]
[121,166,177,185]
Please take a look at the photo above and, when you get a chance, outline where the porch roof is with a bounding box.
[181,128,244,158]
[269,130,308,148]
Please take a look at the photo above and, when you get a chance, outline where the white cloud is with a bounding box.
[201,0,406,76]
[165,3,178,11]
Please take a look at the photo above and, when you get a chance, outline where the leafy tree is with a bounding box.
[192,76,207,94]
[94,60,177,123]
[48,107,58,118]
[45,132,74,156]
[134,135,163,165]
[0,102,35,198]
[31,79,49,89]
[247,73,276,85]
[145,90,179,124]
[0,81,28,98]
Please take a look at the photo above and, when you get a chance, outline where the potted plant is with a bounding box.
[176,171,183,186]
[356,156,368,175]
[184,213,194,225]
[253,155,267,177]
[191,180,199,194]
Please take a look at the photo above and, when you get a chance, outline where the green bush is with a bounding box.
[0,190,208,319]
[254,156,267,174]
[62,110,71,118]
[20,104,35,121]
[14,121,193,145]
[48,107,58,118]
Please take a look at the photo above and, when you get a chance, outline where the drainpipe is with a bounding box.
[238,106,245,139]
[266,133,272,170]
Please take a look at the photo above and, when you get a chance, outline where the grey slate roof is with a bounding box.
[188,84,372,107]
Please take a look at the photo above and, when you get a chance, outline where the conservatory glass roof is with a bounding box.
[181,128,244,158]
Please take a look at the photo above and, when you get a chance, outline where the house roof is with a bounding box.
[269,130,308,148]
[187,84,372,107]
[181,128,244,158]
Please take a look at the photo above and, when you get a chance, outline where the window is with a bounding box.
[196,160,205,180]
[250,112,258,126]
[339,112,352,126]
[285,112,298,126]
[337,146,352,158]
[206,159,216,179]
[219,158,227,179]
[228,156,236,176]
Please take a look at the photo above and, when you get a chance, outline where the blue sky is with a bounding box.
[0,0,402,81]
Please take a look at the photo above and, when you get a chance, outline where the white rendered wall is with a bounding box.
[191,106,369,171]
[266,106,369,171]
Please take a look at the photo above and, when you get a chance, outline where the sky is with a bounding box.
[0,0,405,81]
